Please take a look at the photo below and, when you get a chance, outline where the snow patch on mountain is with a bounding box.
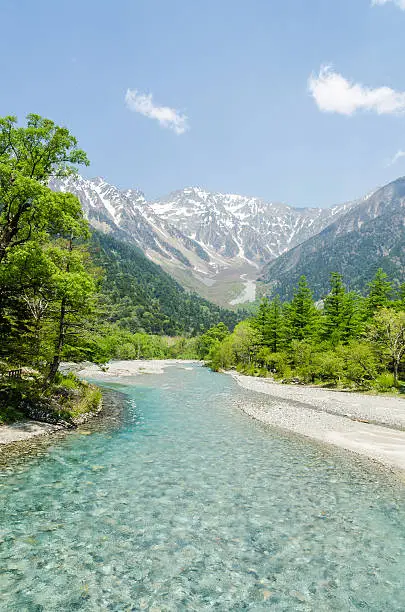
[50,176,367,306]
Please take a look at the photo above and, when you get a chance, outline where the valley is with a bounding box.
[52,176,361,306]
[52,174,405,306]
[3,2,405,609]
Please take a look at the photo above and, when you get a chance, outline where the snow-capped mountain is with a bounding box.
[50,175,363,306]
[150,187,355,262]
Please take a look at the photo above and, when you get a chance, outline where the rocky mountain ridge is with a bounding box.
[51,175,380,306]
[261,177,405,299]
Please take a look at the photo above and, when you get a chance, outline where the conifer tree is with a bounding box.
[285,276,319,342]
[256,295,286,352]
[323,273,364,344]
[366,268,392,316]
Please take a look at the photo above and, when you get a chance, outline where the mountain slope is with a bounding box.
[52,176,355,306]
[261,177,405,299]
[91,231,242,336]
[151,187,354,262]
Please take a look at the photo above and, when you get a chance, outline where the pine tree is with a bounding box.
[323,273,364,344]
[366,268,392,316]
[253,297,271,335]
[286,276,319,343]
[265,296,285,352]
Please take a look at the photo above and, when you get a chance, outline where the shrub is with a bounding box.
[375,372,396,392]
[310,351,345,385]
[337,342,380,389]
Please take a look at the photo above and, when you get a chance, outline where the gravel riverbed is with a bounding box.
[231,373,405,473]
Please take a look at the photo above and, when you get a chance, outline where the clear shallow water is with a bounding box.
[1,365,405,611]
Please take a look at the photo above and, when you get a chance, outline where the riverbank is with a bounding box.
[0,360,197,446]
[230,372,405,473]
[0,420,64,445]
[0,374,102,445]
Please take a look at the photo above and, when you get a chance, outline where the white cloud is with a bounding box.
[125,89,189,134]
[372,0,405,10]
[308,66,405,115]
[387,150,405,166]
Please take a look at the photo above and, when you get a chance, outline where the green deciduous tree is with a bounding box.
[196,322,230,359]
[0,114,89,263]
[231,321,261,368]
[368,309,405,385]
[46,234,96,383]
[0,114,95,381]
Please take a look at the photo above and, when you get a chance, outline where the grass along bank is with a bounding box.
[0,368,101,426]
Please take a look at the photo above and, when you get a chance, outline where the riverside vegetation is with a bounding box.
[0,114,240,424]
[1,113,404,426]
[201,271,405,393]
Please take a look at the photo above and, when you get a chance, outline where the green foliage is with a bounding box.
[310,350,344,385]
[0,114,94,385]
[0,369,101,424]
[208,271,405,392]
[231,321,262,367]
[196,322,230,359]
[322,273,365,345]
[207,338,235,372]
[366,269,393,316]
[286,276,320,342]
[367,308,405,384]
[0,114,89,264]
[91,232,242,337]
[255,348,291,378]
[375,372,396,393]
[253,295,286,352]
[335,342,379,389]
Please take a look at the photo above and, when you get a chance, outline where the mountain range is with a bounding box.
[261,177,405,299]
[51,175,371,305]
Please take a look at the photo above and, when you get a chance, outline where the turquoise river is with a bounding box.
[1,364,405,610]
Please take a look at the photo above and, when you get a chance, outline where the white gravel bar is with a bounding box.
[231,373,405,473]
[77,359,200,379]
[0,421,63,445]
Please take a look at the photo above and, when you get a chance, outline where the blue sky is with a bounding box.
[1,0,405,206]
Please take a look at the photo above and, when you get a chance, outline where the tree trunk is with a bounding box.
[46,234,73,385]
[393,361,399,386]
[46,297,66,385]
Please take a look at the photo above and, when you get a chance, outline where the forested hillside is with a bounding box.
[91,232,242,336]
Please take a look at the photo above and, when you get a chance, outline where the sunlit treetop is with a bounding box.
[0,114,89,183]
